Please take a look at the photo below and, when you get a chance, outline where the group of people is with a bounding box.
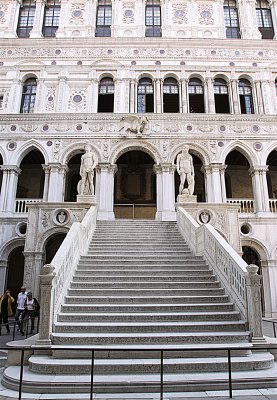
[0,286,40,336]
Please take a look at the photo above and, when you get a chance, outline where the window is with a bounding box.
[42,0,61,37]
[17,0,36,38]
[137,78,154,113]
[163,78,179,113]
[256,0,274,39]
[145,0,161,37]
[98,78,114,112]
[188,78,205,113]
[214,78,230,113]
[96,0,112,37]
[20,78,37,113]
[0,96,3,110]
[275,79,277,95]
[238,79,254,114]
[224,0,241,38]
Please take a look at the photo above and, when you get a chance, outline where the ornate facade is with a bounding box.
[0,0,277,319]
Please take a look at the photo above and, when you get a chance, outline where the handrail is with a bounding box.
[176,207,264,342]
[38,205,97,343]
[3,343,277,400]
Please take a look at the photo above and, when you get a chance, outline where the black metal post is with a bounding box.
[12,321,16,341]
[227,349,233,398]
[90,350,95,400]
[160,350,164,400]
[273,322,276,338]
[18,349,24,400]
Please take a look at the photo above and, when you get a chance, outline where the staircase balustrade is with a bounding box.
[177,207,264,342]
[269,199,277,212]
[15,198,43,213]
[38,205,97,345]
[226,198,254,213]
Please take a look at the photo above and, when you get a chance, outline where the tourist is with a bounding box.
[15,286,27,331]
[20,292,40,335]
[0,290,14,335]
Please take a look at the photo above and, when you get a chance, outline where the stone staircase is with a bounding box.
[3,220,276,395]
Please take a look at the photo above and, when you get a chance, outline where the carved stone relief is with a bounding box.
[172,4,188,24]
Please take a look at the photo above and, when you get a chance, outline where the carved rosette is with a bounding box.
[172,4,188,24]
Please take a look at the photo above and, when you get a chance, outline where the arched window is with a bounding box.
[96,0,112,37]
[17,0,36,38]
[20,78,37,113]
[224,0,241,38]
[163,78,179,113]
[214,78,230,113]
[238,79,254,114]
[42,0,61,37]
[145,0,161,37]
[188,78,205,113]
[137,78,154,113]
[256,0,274,39]
[98,77,114,112]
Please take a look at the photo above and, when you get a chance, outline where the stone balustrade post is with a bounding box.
[0,165,21,212]
[245,264,265,343]
[37,264,55,346]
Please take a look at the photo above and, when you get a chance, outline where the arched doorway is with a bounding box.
[114,150,156,219]
[225,150,253,211]
[64,153,82,201]
[267,150,277,203]
[174,153,205,202]
[242,246,264,315]
[16,149,45,207]
[45,233,67,264]
[6,246,25,302]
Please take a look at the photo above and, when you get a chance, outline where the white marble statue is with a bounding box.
[78,144,96,196]
[176,145,195,195]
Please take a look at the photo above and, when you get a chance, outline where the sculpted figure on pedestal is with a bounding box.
[78,144,96,196]
[176,145,195,195]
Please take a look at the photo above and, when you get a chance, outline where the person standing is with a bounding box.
[15,286,27,331]
[21,292,39,335]
[0,290,14,335]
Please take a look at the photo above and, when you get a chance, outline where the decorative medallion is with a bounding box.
[199,211,211,224]
[253,142,263,151]
[7,141,16,151]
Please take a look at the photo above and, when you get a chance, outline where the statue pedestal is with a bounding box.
[177,194,197,203]
[77,195,96,204]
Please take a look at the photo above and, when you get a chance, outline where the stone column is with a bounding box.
[261,260,277,318]
[155,78,162,113]
[30,0,45,38]
[254,81,264,114]
[180,79,188,113]
[129,80,136,113]
[205,77,216,114]
[249,166,270,213]
[4,0,20,38]
[204,164,224,203]
[230,79,240,114]
[154,164,176,221]
[42,165,50,202]
[237,0,261,39]
[245,264,265,343]
[47,163,67,202]
[114,79,124,113]
[23,251,44,298]
[37,264,55,345]
[0,260,7,294]
[264,80,277,114]
[34,79,46,113]
[96,163,117,220]
[0,165,21,212]
[55,0,67,37]
[220,165,227,202]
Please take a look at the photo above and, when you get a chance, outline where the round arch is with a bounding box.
[110,141,161,165]
[38,226,69,254]
[97,72,116,81]
[0,238,25,261]
[262,143,277,165]
[241,237,269,261]
[162,72,180,81]
[0,145,7,165]
[213,73,231,83]
[187,73,205,83]
[136,73,155,81]
[237,74,255,84]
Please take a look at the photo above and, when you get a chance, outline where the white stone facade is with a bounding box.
[0,0,277,318]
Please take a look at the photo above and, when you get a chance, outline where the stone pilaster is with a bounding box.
[245,264,265,343]
[154,164,176,221]
[180,78,188,113]
[23,251,44,298]
[0,165,21,212]
[269,0,277,39]
[230,79,240,114]
[254,81,264,114]
[29,0,45,38]
[4,0,20,38]
[155,78,162,113]
[129,79,136,113]
[96,163,117,220]
[205,77,215,114]
[56,76,68,112]
[0,260,7,294]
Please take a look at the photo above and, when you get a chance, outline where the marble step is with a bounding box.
[77,262,209,269]
[64,294,231,304]
[28,352,274,375]
[57,310,240,323]
[74,270,213,276]
[51,331,250,345]
[54,320,247,334]
[67,287,226,296]
[70,281,221,289]
[72,274,216,282]
[61,302,235,313]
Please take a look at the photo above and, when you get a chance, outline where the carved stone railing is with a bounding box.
[38,205,97,345]
[15,198,43,213]
[226,198,254,213]
[269,199,277,213]
[177,207,264,343]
